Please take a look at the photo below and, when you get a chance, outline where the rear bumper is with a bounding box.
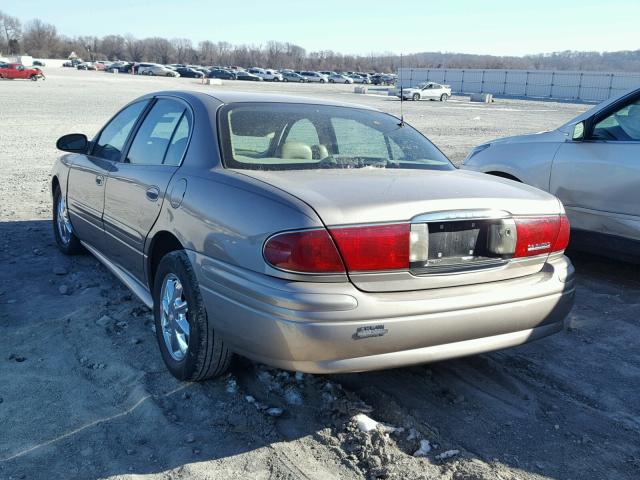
[188,252,575,373]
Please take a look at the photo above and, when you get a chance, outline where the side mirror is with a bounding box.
[572,122,585,141]
[56,133,88,153]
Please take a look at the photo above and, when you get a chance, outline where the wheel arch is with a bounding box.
[147,231,185,290]
[51,175,60,196]
[486,171,522,182]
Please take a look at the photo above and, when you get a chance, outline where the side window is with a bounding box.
[93,101,148,161]
[126,99,185,165]
[331,118,389,159]
[593,100,640,141]
[164,114,191,166]
[285,119,320,146]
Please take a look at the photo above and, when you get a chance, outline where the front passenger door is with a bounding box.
[550,97,640,241]
[102,97,192,282]
[66,100,149,251]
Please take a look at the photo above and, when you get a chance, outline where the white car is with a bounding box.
[248,67,283,82]
[399,82,451,101]
[300,71,328,83]
[138,64,180,77]
[329,74,354,84]
[462,86,640,261]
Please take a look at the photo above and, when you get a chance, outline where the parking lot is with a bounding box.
[1,67,639,480]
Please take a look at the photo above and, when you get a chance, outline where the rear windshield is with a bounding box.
[218,102,454,171]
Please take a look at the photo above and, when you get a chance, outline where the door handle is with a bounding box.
[146,186,160,201]
[95,175,104,186]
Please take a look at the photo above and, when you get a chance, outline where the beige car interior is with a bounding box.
[234,140,330,164]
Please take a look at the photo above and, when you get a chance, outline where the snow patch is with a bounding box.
[413,439,432,457]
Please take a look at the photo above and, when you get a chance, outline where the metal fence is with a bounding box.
[397,68,640,102]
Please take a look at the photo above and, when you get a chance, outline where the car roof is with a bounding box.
[201,91,378,110]
[141,90,379,111]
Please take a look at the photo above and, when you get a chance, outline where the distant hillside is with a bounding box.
[400,50,640,73]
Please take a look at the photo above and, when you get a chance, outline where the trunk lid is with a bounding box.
[237,168,562,292]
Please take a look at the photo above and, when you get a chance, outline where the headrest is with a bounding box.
[281,141,312,160]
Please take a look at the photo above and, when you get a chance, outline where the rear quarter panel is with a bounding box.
[148,169,326,275]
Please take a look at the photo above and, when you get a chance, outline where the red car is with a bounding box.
[0,63,45,81]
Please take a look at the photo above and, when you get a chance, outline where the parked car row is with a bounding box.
[68,59,398,86]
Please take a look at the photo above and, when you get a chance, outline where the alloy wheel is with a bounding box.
[160,273,190,361]
[56,194,73,245]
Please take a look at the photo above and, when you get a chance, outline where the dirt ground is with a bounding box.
[1,68,639,480]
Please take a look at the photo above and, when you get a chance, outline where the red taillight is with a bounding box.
[263,229,345,273]
[553,214,571,252]
[514,215,570,257]
[330,224,409,271]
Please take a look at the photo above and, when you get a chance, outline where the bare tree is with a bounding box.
[124,34,145,62]
[100,34,126,60]
[22,18,58,57]
[198,40,215,65]
[143,37,174,64]
[172,38,194,64]
[0,10,21,54]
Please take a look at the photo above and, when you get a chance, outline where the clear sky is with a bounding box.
[6,0,639,56]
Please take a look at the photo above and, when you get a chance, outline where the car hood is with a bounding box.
[483,129,567,145]
[234,168,560,225]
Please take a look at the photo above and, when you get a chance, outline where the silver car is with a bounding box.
[138,64,180,77]
[51,91,574,381]
[463,87,640,261]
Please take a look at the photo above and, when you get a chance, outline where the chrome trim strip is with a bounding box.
[411,209,511,223]
[81,241,154,309]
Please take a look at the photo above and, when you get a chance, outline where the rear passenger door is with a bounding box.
[102,97,192,281]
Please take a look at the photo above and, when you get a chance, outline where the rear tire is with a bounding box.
[52,185,83,255]
[153,250,232,381]
[320,79,325,83]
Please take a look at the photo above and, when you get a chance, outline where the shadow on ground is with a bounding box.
[1,220,639,479]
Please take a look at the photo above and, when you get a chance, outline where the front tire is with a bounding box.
[320,79,325,83]
[440,94,448,102]
[30,75,38,81]
[412,93,420,101]
[153,251,231,381]
[53,185,83,255]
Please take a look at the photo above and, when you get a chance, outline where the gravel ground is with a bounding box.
[1,68,639,480]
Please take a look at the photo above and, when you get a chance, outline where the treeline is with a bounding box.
[2,10,640,72]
